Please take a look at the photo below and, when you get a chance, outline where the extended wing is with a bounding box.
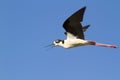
[63,6,86,39]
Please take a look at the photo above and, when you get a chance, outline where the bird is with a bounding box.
[53,6,118,49]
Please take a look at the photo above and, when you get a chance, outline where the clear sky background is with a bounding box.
[0,0,120,80]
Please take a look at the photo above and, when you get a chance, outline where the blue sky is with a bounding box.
[0,0,120,80]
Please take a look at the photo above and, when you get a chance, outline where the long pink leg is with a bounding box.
[89,41,118,48]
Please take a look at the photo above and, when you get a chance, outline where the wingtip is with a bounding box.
[84,24,90,28]
[87,24,90,27]
[82,6,87,9]
[83,25,90,32]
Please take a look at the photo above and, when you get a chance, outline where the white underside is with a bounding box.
[62,39,90,48]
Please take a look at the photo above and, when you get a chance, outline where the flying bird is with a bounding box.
[53,6,118,48]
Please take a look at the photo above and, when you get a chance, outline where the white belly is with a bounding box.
[63,39,89,48]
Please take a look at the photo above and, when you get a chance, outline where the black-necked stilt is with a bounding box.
[53,6,118,48]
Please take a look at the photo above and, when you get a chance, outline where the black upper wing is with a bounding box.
[63,6,86,39]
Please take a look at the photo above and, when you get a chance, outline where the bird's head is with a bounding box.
[53,39,64,46]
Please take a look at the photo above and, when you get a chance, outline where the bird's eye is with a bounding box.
[55,40,60,43]
[55,41,59,43]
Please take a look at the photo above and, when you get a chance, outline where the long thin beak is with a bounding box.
[45,43,55,48]
[44,43,55,50]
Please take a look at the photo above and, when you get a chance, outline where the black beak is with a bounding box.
[45,44,55,47]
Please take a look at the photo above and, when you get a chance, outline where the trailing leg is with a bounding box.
[88,41,118,48]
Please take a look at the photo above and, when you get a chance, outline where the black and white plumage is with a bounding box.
[63,7,87,39]
[53,6,117,48]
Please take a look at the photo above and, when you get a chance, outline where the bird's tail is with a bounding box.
[83,25,90,32]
